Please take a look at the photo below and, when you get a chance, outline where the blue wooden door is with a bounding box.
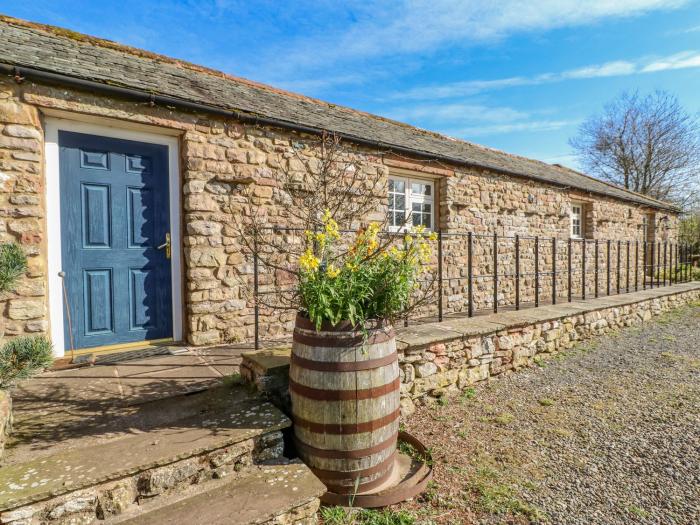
[59,131,173,350]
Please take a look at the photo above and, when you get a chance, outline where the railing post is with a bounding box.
[643,241,647,290]
[437,230,443,322]
[663,241,668,287]
[582,239,586,300]
[493,232,498,313]
[515,234,520,311]
[635,240,639,291]
[607,240,611,296]
[253,232,260,350]
[594,240,599,298]
[567,238,572,302]
[551,237,556,306]
[656,242,661,288]
[650,242,655,289]
[535,236,540,307]
[616,240,621,294]
[626,241,630,293]
[468,232,473,317]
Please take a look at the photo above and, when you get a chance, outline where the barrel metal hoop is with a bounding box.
[289,377,400,401]
[310,450,397,481]
[291,352,398,372]
[295,314,390,333]
[294,432,398,460]
[293,408,400,435]
[292,329,395,348]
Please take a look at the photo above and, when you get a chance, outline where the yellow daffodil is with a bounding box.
[326,264,340,278]
[428,232,438,241]
[299,248,320,273]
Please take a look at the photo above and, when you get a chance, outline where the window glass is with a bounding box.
[388,176,435,231]
[571,204,582,238]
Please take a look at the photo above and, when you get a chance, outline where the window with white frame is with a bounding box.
[570,202,583,238]
[388,176,434,230]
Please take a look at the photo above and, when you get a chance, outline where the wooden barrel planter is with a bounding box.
[289,314,400,495]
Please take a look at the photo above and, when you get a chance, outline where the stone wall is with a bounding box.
[0,76,681,349]
[0,79,47,340]
[397,286,700,416]
[0,389,11,457]
[239,285,700,420]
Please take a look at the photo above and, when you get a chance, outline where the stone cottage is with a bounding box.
[0,16,680,358]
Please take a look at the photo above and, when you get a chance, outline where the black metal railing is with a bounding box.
[250,228,696,349]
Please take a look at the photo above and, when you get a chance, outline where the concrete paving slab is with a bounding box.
[113,354,205,378]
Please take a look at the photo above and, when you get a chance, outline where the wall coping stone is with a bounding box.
[441,283,700,342]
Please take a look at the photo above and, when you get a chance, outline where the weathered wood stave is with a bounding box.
[290,315,400,494]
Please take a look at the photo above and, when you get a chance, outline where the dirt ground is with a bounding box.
[394,302,700,524]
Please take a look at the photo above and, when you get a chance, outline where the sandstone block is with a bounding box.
[3,124,41,140]
[415,361,437,378]
[138,459,200,496]
[96,481,135,518]
[8,299,44,320]
[400,396,416,418]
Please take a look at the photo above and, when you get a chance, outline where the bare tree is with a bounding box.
[570,91,700,208]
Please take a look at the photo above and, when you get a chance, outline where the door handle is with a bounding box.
[157,232,171,259]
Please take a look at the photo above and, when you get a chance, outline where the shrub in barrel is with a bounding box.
[290,212,434,495]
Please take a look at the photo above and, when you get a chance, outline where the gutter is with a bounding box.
[0,63,678,212]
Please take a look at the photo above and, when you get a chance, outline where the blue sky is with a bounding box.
[2,1,700,169]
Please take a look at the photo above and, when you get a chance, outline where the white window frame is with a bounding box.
[570,202,584,239]
[388,176,435,231]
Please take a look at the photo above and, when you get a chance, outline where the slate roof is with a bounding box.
[0,16,677,211]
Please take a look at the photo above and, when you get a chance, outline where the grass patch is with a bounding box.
[398,439,434,466]
[537,398,555,407]
[320,507,415,525]
[222,372,245,388]
[492,412,514,425]
[533,356,546,368]
[460,387,477,402]
[437,396,449,407]
[551,427,574,438]
[467,466,545,522]
[627,505,650,519]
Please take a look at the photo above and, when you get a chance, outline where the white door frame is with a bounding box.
[44,116,183,357]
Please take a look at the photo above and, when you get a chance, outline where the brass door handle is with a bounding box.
[157,232,171,259]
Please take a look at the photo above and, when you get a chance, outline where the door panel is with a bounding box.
[60,131,172,350]
[83,269,114,334]
[81,183,111,248]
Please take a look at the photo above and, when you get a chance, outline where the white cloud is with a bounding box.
[255,0,687,78]
[640,50,700,72]
[392,51,700,100]
[449,119,578,137]
[386,103,529,123]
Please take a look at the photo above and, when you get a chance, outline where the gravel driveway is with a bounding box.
[396,302,700,524]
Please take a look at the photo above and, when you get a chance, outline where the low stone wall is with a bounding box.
[0,390,11,458]
[241,283,700,418]
[397,285,700,415]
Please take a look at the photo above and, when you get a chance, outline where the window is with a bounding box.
[570,202,583,238]
[388,176,434,231]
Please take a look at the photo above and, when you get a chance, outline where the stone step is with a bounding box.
[0,393,291,524]
[4,384,259,465]
[112,462,325,525]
